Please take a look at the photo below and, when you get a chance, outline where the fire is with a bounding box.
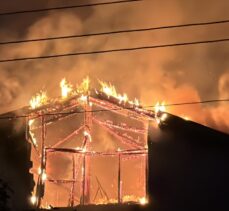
[183,116,191,121]
[38,167,42,175]
[30,195,37,205]
[78,94,87,103]
[155,102,166,113]
[99,81,117,98]
[77,76,90,94]
[129,98,140,107]
[84,130,92,142]
[60,78,73,99]
[155,102,167,124]
[139,197,148,205]
[30,91,48,109]
[100,81,141,105]
[28,119,34,127]
[41,171,47,181]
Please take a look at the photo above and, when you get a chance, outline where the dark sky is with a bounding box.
[0,0,229,133]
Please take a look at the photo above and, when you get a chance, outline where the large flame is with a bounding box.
[155,102,166,113]
[30,91,48,109]
[99,81,130,104]
[76,76,90,94]
[60,78,73,99]
[155,102,167,123]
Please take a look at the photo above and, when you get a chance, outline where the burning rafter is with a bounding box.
[93,118,147,134]
[52,126,84,148]
[93,117,145,150]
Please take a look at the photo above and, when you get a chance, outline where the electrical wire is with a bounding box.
[0,0,143,16]
[0,38,229,63]
[0,98,228,120]
[1,19,229,45]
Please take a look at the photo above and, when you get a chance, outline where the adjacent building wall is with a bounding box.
[148,114,229,211]
[0,116,34,210]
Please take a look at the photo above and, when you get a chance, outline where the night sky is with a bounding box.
[0,0,229,133]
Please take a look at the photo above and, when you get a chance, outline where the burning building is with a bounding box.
[0,78,158,210]
[0,78,228,211]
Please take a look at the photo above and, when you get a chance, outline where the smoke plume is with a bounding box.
[0,0,229,133]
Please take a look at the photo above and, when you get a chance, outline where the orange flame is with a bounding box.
[155,102,166,113]
[76,76,90,94]
[30,91,48,109]
[99,80,141,105]
[60,78,73,99]
[155,102,167,124]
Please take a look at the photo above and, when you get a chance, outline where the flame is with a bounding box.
[41,171,47,181]
[84,130,92,142]
[60,78,73,99]
[78,94,87,103]
[29,131,38,147]
[129,98,140,107]
[155,102,166,113]
[99,81,117,97]
[38,167,42,175]
[155,102,167,124]
[30,195,37,205]
[28,119,34,127]
[77,76,90,94]
[139,197,148,205]
[30,91,48,109]
[183,116,191,121]
[99,81,131,104]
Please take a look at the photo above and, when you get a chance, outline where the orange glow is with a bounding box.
[99,80,141,106]
[41,171,47,181]
[29,91,48,109]
[30,195,37,205]
[155,102,166,113]
[78,94,87,103]
[60,78,73,99]
[183,116,191,121]
[76,76,90,94]
[139,197,148,205]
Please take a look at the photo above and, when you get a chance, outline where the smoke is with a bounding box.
[0,0,228,133]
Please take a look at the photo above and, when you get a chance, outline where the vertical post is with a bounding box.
[82,95,92,204]
[145,154,148,201]
[70,154,76,206]
[118,153,122,203]
[37,114,46,208]
[82,154,86,205]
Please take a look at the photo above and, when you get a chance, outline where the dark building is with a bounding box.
[148,113,229,211]
[0,111,34,211]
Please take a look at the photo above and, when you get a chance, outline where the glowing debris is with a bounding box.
[30,195,37,205]
[139,197,148,205]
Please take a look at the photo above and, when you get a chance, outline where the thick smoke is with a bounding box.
[0,0,228,133]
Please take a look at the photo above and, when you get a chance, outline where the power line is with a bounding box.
[0,0,142,16]
[0,98,228,120]
[1,19,229,46]
[0,37,229,63]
